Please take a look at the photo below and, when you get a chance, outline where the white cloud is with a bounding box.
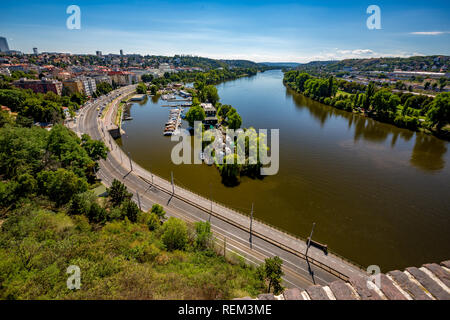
[410,31,449,36]
[336,49,375,56]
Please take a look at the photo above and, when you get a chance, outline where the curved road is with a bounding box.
[70,86,366,290]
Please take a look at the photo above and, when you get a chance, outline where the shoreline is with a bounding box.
[283,81,450,142]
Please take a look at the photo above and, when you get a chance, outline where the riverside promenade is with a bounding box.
[72,85,367,289]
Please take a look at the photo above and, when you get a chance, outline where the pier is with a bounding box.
[163,107,183,136]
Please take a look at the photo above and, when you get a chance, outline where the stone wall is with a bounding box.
[235,260,450,300]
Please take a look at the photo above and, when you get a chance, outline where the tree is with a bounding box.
[69,191,95,216]
[260,256,284,295]
[295,73,311,92]
[371,89,399,114]
[150,203,166,221]
[185,105,206,127]
[161,217,188,251]
[141,74,154,83]
[227,112,242,130]
[194,221,212,250]
[120,199,140,222]
[147,213,161,231]
[14,173,37,199]
[70,92,87,105]
[37,168,88,206]
[150,85,158,96]
[81,134,108,162]
[365,82,376,109]
[438,77,447,91]
[204,85,220,105]
[136,82,147,94]
[87,202,108,223]
[96,82,113,96]
[45,125,94,179]
[217,104,232,119]
[427,92,450,130]
[327,76,337,97]
[15,115,33,127]
[0,110,13,127]
[107,179,132,207]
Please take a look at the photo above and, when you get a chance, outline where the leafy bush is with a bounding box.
[161,217,188,251]
[194,221,212,250]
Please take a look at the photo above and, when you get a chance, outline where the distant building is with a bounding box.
[390,70,449,80]
[33,47,38,55]
[0,67,11,77]
[201,103,218,126]
[13,78,63,95]
[78,77,97,96]
[120,49,124,56]
[62,79,84,95]
[108,71,133,86]
[0,37,9,52]
[96,51,102,57]
[159,63,176,74]
[63,77,97,96]
[8,64,26,72]
[93,75,112,86]
[52,69,72,81]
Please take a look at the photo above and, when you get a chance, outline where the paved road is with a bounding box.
[71,86,367,290]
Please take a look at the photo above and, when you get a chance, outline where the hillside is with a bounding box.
[260,62,301,68]
[295,56,449,73]
[0,123,266,300]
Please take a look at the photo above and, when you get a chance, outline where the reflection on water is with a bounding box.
[122,70,450,271]
[287,86,447,170]
[411,135,447,172]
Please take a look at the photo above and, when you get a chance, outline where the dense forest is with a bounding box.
[284,70,450,138]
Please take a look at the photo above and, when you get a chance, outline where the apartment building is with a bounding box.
[13,78,63,95]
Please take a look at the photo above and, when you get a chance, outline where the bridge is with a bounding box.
[70,85,367,289]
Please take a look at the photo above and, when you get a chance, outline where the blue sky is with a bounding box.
[1,0,449,62]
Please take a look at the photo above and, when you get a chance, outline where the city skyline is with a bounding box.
[1,0,450,62]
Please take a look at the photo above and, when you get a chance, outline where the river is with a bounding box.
[120,69,450,271]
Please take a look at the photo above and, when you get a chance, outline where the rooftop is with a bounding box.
[201,102,216,112]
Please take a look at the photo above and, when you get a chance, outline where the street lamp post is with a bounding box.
[305,222,316,258]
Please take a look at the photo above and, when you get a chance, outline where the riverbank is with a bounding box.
[120,70,450,272]
[82,84,367,286]
[283,70,450,141]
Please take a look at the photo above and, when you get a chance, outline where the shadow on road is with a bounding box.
[123,170,132,179]
[306,257,316,285]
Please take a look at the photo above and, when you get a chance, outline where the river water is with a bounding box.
[120,70,450,271]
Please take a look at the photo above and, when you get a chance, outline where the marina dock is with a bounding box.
[163,107,183,136]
